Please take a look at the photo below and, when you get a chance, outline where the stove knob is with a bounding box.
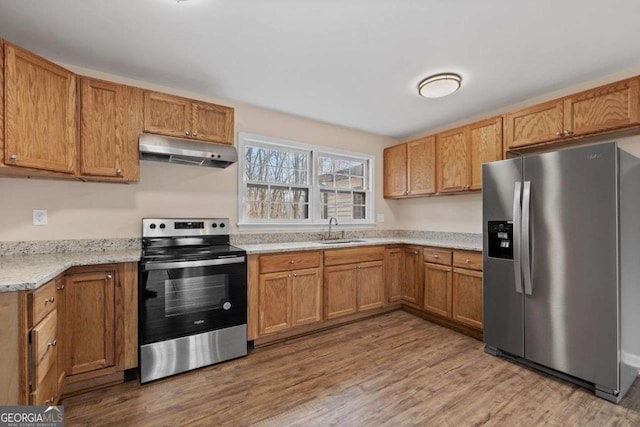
[220,223,225,228]
[150,224,156,229]
[223,302,231,310]
[160,223,166,229]
[211,223,218,228]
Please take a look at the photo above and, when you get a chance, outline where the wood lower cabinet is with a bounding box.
[257,252,322,336]
[385,247,403,302]
[383,144,407,198]
[452,268,483,329]
[79,77,142,182]
[402,246,422,307]
[423,263,452,318]
[64,269,116,376]
[144,91,235,144]
[4,42,77,174]
[324,264,358,319]
[356,261,385,312]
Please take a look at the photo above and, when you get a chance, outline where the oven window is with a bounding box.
[165,274,229,317]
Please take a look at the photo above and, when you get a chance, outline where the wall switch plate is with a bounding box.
[377,213,385,223]
[33,209,48,226]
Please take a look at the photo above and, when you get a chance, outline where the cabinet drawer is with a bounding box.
[324,246,385,267]
[30,361,57,406]
[29,279,58,328]
[423,248,452,266]
[32,310,58,386]
[260,251,321,274]
[453,250,483,271]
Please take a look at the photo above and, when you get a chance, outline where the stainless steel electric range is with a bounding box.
[138,218,247,383]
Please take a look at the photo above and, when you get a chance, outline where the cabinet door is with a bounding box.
[437,127,470,193]
[324,264,358,319]
[64,271,116,376]
[143,91,191,138]
[469,117,502,190]
[452,268,483,329]
[80,78,142,181]
[357,260,385,312]
[291,268,322,327]
[505,99,564,149]
[54,277,66,392]
[402,247,422,306]
[4,43,76,173]
[191,101,234,144]
[383,144,407,198]
[407,136,436,196]
[564,78,640,137]
[423,263,452,318]
[259,271,292,335]
[385,248,403,302]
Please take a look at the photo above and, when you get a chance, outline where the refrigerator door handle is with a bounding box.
[513,181,523,294]
[522,181,533,295]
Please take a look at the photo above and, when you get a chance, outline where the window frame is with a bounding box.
[238,132,375,228]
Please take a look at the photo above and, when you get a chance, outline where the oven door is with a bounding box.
[140,256,247,345]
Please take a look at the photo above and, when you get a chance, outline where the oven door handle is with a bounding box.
[142,257,246,271]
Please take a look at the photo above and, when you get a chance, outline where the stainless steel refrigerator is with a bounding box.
[482,141,640,403]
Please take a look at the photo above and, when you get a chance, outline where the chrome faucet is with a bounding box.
[328,217,338,240]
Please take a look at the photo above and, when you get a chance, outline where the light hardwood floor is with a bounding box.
[62,311,640,426]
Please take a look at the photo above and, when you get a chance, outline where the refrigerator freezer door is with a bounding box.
[523,143,619,391]
[482,158,525,357]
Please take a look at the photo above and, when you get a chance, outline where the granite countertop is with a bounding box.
[0,250,141,292]
[237,237,482,255]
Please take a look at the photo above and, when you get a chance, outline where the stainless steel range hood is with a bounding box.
[139,133,237,168]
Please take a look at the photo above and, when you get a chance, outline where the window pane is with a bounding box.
[319,174,334,187]
[291,203,309,219]
[353,192,366,205]
[291,188,308,203]
[353,206,366,219]
[351,177,364,189]
[320,158,333,174]
[335,175,350,188]
[246,202,268,220]
[270,203,290,220]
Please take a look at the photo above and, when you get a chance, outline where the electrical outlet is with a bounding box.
[33,209,48,226]
[377,213,385,223]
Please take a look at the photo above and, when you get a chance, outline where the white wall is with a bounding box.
[0,65,397,242]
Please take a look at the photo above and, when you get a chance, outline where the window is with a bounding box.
[239,133,374,226]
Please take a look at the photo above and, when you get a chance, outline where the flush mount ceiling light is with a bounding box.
[418,73,462,98]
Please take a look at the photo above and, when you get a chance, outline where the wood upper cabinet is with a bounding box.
[506,77,640,150]
[469,117,503,190]
[505,100,564,149]
[259,271,292,335]
[385,247,403,303]
[437,126,470,193]
[291,268,322,328]
[79,77,142,181]
[4,42,77,173]
[452,268,483,329]
[63,270,116,376]
[407,136,436,196]
[383,144,407,197]
[144,91,234,144]
[402,246,422,307]
[356,260,385,312]
[423,263,453,318]
[324,264,358,319]
[564,78,640,137]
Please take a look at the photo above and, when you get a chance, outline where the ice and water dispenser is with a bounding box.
[487,221,514,259]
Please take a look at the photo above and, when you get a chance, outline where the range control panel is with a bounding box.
[143,218,229,237]
[487,221,514,260]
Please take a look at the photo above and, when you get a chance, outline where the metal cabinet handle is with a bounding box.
[44,297,54,305]
[106,274,113,280]
[564,130,574,136]
[288,274,292,278]
[465,259,471,263]
[9,154,18,161]
[185,131,191,136]
[45,396,55,404]
[116,168,122,175]
[293,273,297,277]
[433,254,439,259]
[414,251,418,254]
[48,339,57,347]
[193,132,198,136]
[56,284,65,291]
[555,131,563,137]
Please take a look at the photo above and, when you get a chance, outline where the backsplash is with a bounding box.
[0,230,482,256]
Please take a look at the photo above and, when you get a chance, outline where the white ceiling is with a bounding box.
[1,0,640,138]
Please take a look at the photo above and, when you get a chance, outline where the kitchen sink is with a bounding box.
[315,239,366,244]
